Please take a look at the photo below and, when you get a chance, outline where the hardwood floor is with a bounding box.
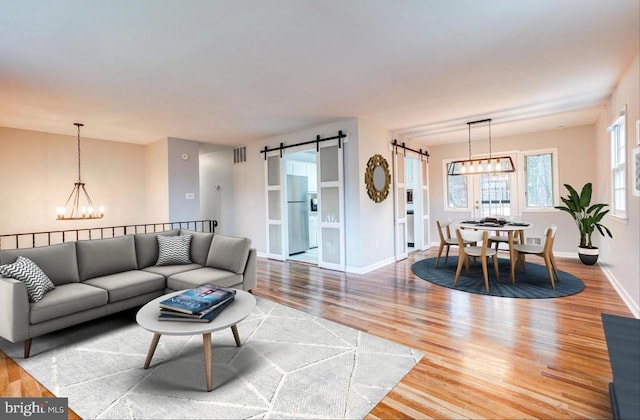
[0,248,632,419]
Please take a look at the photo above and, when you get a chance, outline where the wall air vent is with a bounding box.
[233,146,247,164]
[526,237,542,246]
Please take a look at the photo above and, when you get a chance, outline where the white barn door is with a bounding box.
[393,150,408,261]
[264,152,286,261]
[317,140,346,270]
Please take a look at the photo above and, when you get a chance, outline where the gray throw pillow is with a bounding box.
[156,234,192,266]
[205,235,251,274]
[0,256,56,303]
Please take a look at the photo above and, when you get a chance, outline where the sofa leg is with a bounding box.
[24,339,32,358]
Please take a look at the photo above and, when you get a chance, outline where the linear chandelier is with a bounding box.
[447,118,515,176]
[56,123,104,220]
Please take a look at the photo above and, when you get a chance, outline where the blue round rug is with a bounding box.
[411,257,584,298]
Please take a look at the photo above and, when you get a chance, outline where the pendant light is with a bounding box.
[447,119,515,176]
[56,123,104,220]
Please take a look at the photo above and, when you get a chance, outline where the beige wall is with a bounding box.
[0,126,148,236]
[428,125,597,254]
[145,138,169,222]
[354,118,396,269]
[595,52,639,316]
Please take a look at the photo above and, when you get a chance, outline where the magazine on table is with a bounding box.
[158,296,235,322]
[159,294,234,318]
[159,284,237,314]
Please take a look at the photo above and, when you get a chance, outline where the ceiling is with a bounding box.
[1,0,638,147]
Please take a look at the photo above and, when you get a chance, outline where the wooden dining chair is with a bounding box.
[435,219,474,268]
[488,230,524,251]
[513,225,559,289]
[454,229,499,292]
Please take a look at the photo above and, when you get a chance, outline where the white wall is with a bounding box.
[352,119,396,270]
[167,137,200,222]
[199,145,235,235]
[595,52,639,317]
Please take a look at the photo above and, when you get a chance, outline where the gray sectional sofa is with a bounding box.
[0,229,256,358]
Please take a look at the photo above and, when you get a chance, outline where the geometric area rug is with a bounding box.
[0,297,423,419]
[412,257,585,298]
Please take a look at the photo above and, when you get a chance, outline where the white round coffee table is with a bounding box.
[136,289,256,391]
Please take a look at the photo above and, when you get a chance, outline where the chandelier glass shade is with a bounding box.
[447,119,515,176]
[56,123,104,220]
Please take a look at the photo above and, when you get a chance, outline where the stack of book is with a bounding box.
[158,284,236,322]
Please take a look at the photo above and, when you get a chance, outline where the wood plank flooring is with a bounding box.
[0,248,633,419]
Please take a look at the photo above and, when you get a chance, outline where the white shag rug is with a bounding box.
[0,297,422,419]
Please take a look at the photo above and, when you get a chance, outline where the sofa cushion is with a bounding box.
[30,283,108,324]
[83,270,165,303]
[156,234,192,266]
[143,263,202,278]
[167,267,242,291]
[134,229,180,269]
[205,235,252,274]
[76,236,138,281]
[0,256,56,303]
[180,229,214,265]
[0,242,80,285]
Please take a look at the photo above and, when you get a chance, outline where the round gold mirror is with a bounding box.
[365,154,391,203]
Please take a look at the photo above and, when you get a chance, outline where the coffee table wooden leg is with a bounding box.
[203,333,212,392]
[144,333,161,369]
[231,325,241,347]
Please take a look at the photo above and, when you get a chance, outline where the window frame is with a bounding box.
[442,159,470,211]
[519,148,560,212]
[609,110,627,220]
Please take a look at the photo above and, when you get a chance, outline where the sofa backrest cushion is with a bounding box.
[0,242,80,285]
[76,235,138,281]
[180,229,214,265]
[205,235,252,274]
[134,229,180,269]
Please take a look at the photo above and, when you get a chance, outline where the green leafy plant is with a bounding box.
[555,183,613,248]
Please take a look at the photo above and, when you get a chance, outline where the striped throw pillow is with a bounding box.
[156,234,192,266]
[0,256,56,303]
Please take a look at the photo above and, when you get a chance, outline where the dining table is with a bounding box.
[455,219,534,284]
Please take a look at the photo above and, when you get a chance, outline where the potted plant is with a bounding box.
[555,183,613,265]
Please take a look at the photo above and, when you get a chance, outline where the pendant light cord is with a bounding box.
[74,123,84,183]
[488,119,492,159]
[468,123,472,160]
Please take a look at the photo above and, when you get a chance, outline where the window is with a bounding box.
[443,149,558,214]
[444,161,468,209]
[609,110,627,218]
[524,151,556,208]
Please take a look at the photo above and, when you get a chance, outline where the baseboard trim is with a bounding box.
[346,257,396,275]
[600,264,640,318]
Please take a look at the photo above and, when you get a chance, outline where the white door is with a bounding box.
[316,140,346,270]
[471,155,518,218]
[264,152,287,261]
[393,151,408,260]
[420,157,430,250]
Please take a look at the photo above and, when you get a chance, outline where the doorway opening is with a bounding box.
[285,149,318,264]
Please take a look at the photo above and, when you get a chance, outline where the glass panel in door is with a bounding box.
[393,151,407,260]
[265,154,286,260]
[472,171,516,219]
